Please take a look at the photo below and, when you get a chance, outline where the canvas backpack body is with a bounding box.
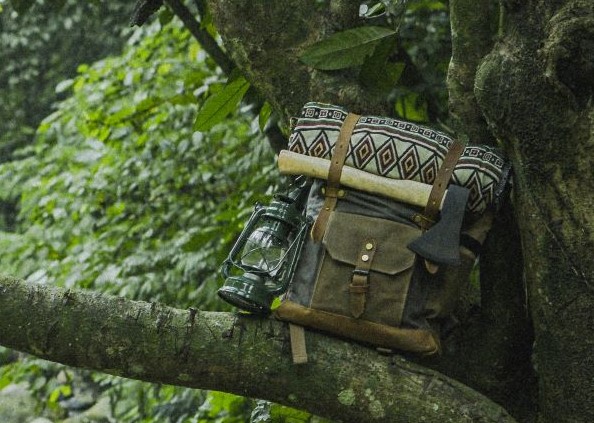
[273,102,511,362]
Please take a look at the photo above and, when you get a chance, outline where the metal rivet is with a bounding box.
[321,187,326,194]
[365,243,374,250]
[361,254,370,262]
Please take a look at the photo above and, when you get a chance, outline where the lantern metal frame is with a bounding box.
[218,182,310,314]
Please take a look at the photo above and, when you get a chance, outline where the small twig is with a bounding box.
[164,0,235,75]
[193,0,207,17]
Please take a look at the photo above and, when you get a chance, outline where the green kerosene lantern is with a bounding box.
[218,180,309,314]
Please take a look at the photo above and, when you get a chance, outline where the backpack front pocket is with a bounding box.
[311,211,421,326]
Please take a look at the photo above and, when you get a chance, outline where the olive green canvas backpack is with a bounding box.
[272,102,511,363]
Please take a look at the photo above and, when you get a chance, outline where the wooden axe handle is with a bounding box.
[277,150,445,210]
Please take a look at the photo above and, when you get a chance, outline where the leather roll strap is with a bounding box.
[350,239,377,318]
[311,113,360,242]
[422,140,465,228]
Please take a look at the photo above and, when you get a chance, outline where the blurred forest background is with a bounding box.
[0,0,451,421]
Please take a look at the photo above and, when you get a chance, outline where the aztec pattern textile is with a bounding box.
[288,102,512,214]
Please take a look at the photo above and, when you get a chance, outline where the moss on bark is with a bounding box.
[474,1,594,421]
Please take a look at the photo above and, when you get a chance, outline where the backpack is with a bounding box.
[272,102,512,363]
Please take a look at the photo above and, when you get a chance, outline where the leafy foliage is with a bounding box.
[0,17,282,422]
[0,0,133,162]
[395,0,451,122]
[299,0,451,123]
[0,20,277,309]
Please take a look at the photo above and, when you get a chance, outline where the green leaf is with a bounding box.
[158,8,174,27]
[360,3,386,19]
[299,26,396,70]
[258,102,272,132]
[395,91,429,122]
[55,79,74,94]
[48,384,72,404]
[193,76,250,131]
[359,34,401,92]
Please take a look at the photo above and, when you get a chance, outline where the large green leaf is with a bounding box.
[258,101,272,132]
[299,26,396,70]
[359,33,401,92]
[193,76,250,131]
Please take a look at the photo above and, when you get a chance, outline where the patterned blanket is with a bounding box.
[288,102,512,214]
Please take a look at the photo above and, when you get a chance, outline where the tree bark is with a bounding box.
[206,0,393,125]
[473,1,594,422]
[0,275,516,423]
[444,2,536,421]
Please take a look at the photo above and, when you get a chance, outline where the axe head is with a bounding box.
[407,185,470,266]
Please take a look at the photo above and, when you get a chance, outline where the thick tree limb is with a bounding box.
[163,0,235,75]
[0,274,516,422]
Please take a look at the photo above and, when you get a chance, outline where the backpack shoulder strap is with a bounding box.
[311,112,360,242]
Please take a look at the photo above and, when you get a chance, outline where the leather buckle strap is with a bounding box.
[420,140,465,273]
[349,239,376,318]
[422,140,465,227]
[311,112,360,242]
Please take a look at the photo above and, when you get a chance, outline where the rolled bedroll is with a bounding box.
[286,102,512,214]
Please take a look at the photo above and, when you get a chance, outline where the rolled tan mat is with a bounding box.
[273,301,441,356]
[278,150,446,210]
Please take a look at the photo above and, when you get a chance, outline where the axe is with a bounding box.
[277,150,470,265]
[407,184,470,266]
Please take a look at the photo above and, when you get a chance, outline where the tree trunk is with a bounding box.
[444,1,536,420]
[473,1,594,422]
[206,0,394,125]
[0,275,516,423]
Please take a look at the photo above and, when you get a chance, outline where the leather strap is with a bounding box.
[420,140,465,274]
[289,323,308,364]
[422,140,465,227]
[311,113,360,241]
[349,239,376,318]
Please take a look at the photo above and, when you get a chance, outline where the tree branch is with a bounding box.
[164,0,235,75]
[0,274,516,423]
